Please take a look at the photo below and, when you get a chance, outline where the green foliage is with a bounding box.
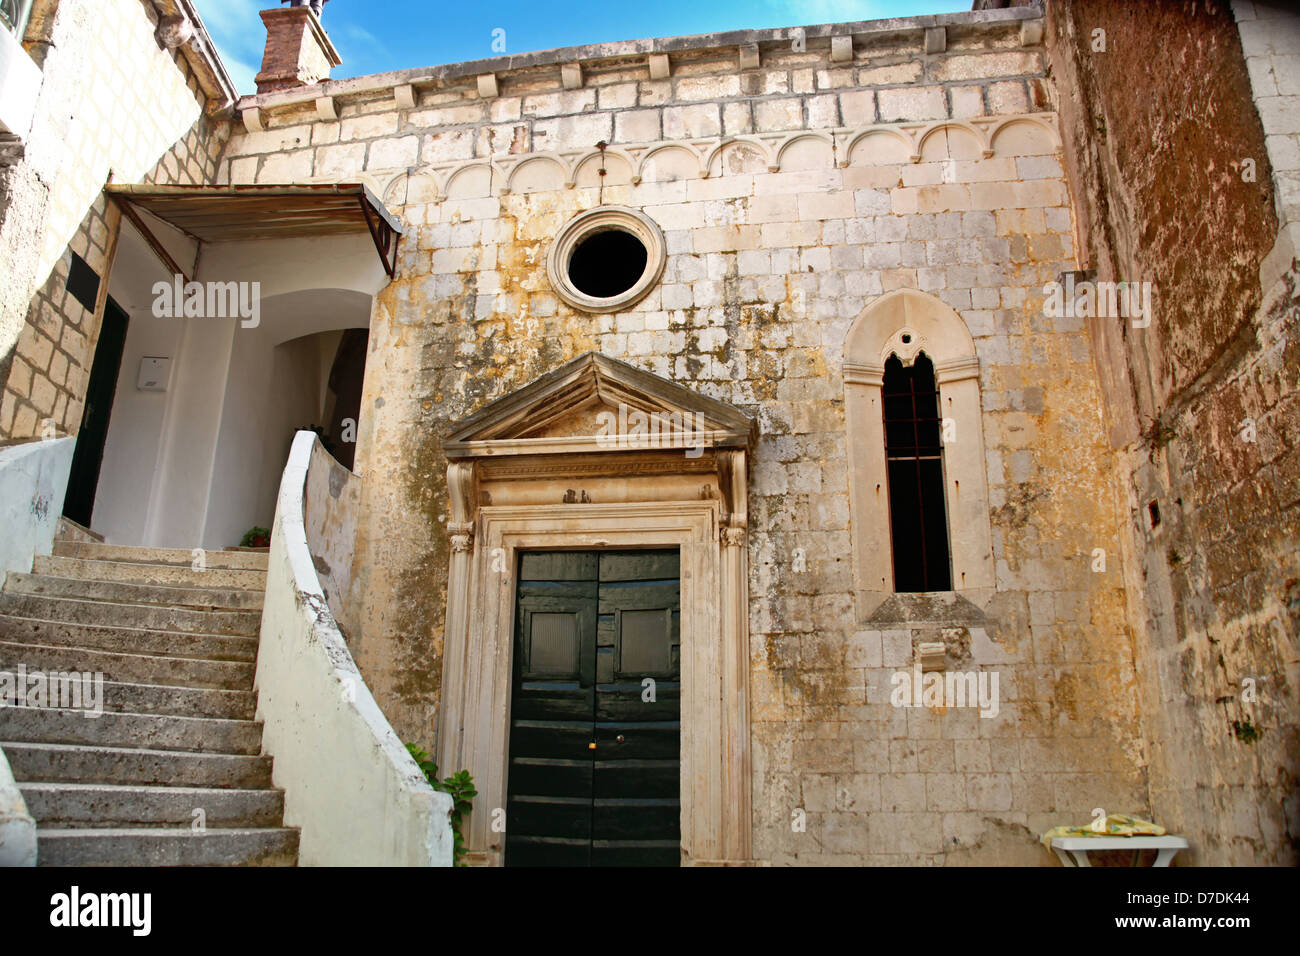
[407,744,477,865]
[239,526,271,548]
[1232,719,1261,744]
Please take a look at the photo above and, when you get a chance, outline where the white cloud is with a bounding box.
[193,1,267,57]
[764,0,882,24]
[343,24,382,47]
[191,0,262,45]
[336,22,387,65]
[221,56,259,97]
[190,0,268,95]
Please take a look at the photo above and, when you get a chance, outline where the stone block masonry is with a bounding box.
[1046,0,1300,865]
[0,0,1284,870]
[219,5,1152,865]
[220,10,1055,192]
[0,0,232,441]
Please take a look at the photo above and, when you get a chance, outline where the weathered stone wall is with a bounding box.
[221,7,1151,864]
[0,0,230,441]
[1045,0,1298,865]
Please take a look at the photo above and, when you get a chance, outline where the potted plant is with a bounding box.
[240,526,271,548]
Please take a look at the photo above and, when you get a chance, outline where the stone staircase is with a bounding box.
[0,539,299,866]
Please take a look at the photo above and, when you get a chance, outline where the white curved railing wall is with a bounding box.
[0,747,36,867]
[255,430,452,866]
[0,436,76,867]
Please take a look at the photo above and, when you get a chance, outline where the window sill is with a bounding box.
[858,589,989,629]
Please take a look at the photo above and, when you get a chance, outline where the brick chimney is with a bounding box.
[254,6,342,95]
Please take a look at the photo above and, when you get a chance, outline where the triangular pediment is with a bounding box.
[443,352,756,457]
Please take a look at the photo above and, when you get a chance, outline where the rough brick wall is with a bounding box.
[0,0,229,441]
[254,6,337,94]
[1045,0,1299,864]
[218,9,1152,864]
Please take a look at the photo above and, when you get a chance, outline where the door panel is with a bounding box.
[63,298,129,527]
[505,550,680,867]
[506,569,598,866]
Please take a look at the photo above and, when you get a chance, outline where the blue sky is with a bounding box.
[193,0,969,96]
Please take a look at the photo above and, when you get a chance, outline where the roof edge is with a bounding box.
[238,7,1041,113]
[151,0,239,113]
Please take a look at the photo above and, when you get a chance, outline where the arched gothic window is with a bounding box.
[882,352,951,592]
[843,290,994,619]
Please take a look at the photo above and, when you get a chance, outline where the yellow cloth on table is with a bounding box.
[1040,814,1166,847]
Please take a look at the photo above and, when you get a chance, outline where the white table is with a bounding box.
[1051,835,1189,867]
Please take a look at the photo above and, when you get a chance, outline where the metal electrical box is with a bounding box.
[137,356,171,391]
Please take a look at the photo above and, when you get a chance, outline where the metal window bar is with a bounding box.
[882,354,949,592]
[1,0,34,37]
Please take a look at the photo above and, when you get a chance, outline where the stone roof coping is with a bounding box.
[235,6,1042,115]
[153,0,239,111]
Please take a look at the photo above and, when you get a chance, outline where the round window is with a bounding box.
[546,207,667,313]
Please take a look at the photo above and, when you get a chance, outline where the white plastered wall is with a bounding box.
[93,230,386,547]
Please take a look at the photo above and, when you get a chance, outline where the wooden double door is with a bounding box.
[505,550,681,867]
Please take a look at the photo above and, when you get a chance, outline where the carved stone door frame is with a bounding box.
[437,352,756,866]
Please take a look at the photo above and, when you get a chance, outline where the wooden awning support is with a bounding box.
[114,194,194,285]
[105,183,403,281]
[357,195,398,279]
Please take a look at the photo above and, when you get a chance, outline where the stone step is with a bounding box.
[0,707,263,754]
[36,826,299,866]
[55,517,105,544]
[0,640,254,689]
[0,615,256,663]
[4,573,264,611]
[3,741,274,789]
[33,555,266,591]
[0,674,252,719]
[94,679,255,720]
[21,782,284,829]
[0,593,260,637]
[52,541,268,572]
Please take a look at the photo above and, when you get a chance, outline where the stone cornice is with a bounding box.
[234,6,1043,120]
[149,0,239,113]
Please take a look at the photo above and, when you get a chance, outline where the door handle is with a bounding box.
[616,735,625,743]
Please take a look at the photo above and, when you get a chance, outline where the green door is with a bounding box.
[505,550,681,866]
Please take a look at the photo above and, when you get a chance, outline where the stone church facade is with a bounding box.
[0,0,1295,866]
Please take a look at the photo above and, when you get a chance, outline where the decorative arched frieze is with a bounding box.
[504,153,569,194]
[842,127,914,167]
[771,131,835,172]
[574,150,635,187]
[637,142,707,183]
[843,289,996,621]
[444,162,496,199]
[987,115,1061,155]
[400,113,1059,203]
[704,137,773,177]
[381,172,409,211]
[916,121,986,161]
